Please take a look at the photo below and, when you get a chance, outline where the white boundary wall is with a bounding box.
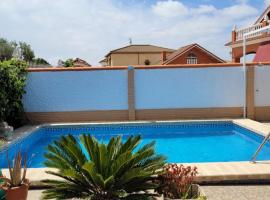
[23,70,128,112]
[23,66,247,112]
[135,67,245,109]
[255,65,270,107]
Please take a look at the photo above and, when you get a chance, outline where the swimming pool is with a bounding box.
[0,121,269,168]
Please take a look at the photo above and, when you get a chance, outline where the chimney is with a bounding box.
[232,25,237,43]
[161,51,167,62]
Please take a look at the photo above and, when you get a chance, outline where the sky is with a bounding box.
[0,0,269,66]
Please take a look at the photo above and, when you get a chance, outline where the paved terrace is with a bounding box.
[27,185,270,200]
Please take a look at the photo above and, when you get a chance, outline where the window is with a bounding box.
[186,53,197,64]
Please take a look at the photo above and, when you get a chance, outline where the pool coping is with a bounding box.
[2,118,270,186]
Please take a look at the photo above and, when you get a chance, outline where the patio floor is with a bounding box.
[201,185,270,200]
[28,185,270,200]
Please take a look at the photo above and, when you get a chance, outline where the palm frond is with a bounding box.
[42,134,166,199]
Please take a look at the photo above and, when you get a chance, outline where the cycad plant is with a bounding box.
[42,134,166,200]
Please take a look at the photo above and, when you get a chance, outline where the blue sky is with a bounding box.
[0,0,269,65]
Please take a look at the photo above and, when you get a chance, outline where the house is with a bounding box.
[162,43,225,64]
[226,5,270,62]
[73,58,91,67]
[58,58,91,67]
[100,44,175,66]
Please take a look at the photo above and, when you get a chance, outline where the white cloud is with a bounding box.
[0,0,259,65]
[220,4,257,20]
[265,0,270,6]
[193,5,216,15]
[152,0,189,18]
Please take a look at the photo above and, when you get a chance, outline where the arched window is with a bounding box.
[186,53,197,64]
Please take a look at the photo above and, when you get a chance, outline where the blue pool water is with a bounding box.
[1,121,270,168]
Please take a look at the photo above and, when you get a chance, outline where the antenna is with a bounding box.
[129,38,132,45]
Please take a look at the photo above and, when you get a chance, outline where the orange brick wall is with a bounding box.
[166,46,223,64]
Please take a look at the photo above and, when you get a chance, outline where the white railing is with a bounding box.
[236,23,264,41]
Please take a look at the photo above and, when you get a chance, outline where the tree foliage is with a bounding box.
[0,38,49,65]
[19,42,35,62]
[33,57,49,65]
[42,134,166,200]
[0,38,16,61]
[0,59,27,127]
[63,58,74,67]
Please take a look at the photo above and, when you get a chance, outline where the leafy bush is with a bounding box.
[42,134,166,200]
[0,59,27,127]
[156,164,198,199]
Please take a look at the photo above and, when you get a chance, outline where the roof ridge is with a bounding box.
[163,43,224,64]
[254,5,270,24]
[105,44,175,57]
[163,43,196,64]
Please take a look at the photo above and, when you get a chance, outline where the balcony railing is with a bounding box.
[236,23,264,41]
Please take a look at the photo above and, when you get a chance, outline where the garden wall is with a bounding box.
[254,66,270,121]
[23,63,270,123]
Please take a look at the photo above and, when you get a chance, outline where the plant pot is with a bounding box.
[3,179,29,200]
[163,184,206,200]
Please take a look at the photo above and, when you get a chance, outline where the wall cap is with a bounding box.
[27,62,270,72]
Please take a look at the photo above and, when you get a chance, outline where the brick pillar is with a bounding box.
[246,66,255,119]
[128,66,135,120]
[232,49,240,63]
[232,30,237,43]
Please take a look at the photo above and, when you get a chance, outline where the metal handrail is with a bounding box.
[251,131,270,163]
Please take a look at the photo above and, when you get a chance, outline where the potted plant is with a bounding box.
[0,152,29,200]
[156,164,206,200]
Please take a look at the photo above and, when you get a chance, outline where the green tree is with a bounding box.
[42,134,166,200]
[19,42,34,62]
[0,38,37,63]
[63,58,74,67]
[0,38,16,61]
[33,58,50,65]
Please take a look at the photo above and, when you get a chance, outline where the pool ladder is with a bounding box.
[251,131,270,163]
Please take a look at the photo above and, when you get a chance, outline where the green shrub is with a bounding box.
[0,59,27,127]
[42,134,166,200]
